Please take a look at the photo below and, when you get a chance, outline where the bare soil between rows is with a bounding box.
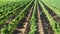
[38,2,54,34]
[13,5,33,34]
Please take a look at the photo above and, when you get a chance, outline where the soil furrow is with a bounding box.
[41,1,60,23]
[37,4,44,34]
[13,6,33,34]
[40,11,54,34]
[0,10,21,29]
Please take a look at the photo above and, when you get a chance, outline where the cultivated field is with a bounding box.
[0,0,60,34]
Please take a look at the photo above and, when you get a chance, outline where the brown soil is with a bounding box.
[13,6,33,34]
[37,4,44,34]
[41,1,60,23]
[37,1,54,34]
[40,11,54,34]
